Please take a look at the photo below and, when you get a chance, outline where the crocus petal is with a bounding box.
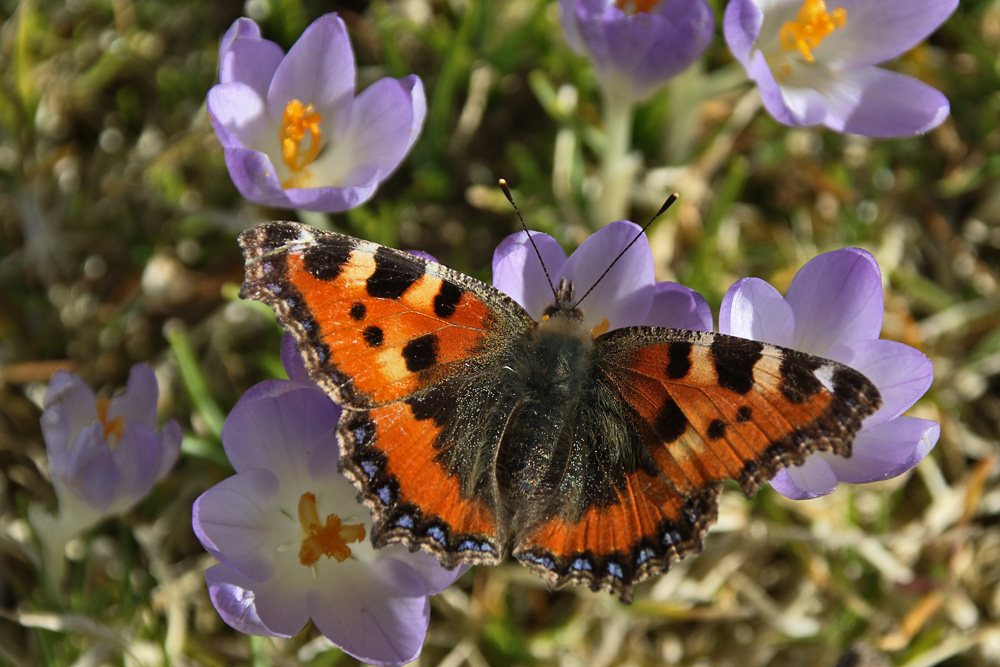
[240,547,313,637]
[785,248,883,353]
[221,147,289,207]
[719,277,795,346]
[813,66,950,137]
[311,76,425,186]
[59,423,116,510]
[310,557,430,666]
[823,416,940,484]
[155,420,183,480]
[631,3,714,101]
[107,422,162,509]
[819,0,959,69]
[747,50,827,127]
[107,363,158,430]
[382,545,468,596]
[646,282,714,332]
[282,170,382,212]
[43,370,98,449]
[770,455,839,500]
[219,21,284,97]
[492,231,567,317]
[205,563,292,638]
[560,220,655,330]
[723,0,763,65]
[826,339,934,429]
[192,468,283,580]
[267,14,355,135]
[208,82,274,153]
[221,381,341,482]
[280,333,312,385]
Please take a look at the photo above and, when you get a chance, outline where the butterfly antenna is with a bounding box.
[500,179,557,301]
[572,193,679,309]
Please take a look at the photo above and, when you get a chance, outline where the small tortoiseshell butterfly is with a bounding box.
[239,220,881,603]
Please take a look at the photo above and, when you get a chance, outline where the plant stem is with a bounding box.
[594,91,637,226]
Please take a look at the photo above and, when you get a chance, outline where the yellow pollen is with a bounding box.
[591,318,610,337]
[297,492,365,566]
[96,396,125,446]
[779,0,847,63]
[279,99,323,175]
[615,0,660,13]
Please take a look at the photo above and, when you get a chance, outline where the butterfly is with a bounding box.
[239,220,881,603]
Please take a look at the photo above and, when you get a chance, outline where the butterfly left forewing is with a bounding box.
[513,327,881,602]
[239,221,536,568]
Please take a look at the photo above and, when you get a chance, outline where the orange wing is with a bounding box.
[240,221,534,567]
[513,327,881,602]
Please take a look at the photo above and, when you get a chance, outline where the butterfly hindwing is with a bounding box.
[239,221,535,566]
[512,327,881,601]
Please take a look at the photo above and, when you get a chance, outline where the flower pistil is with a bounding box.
[280,99,323,179]
[297,491,365,566]
[780,0,847,63]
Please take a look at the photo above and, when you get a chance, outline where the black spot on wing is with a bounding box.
[779,354,824,404]
[653,399,687,443]
[402,334,439,372]
[257,222,303,251]
[433,281,464,318]
[366,247,423,299]
[735,406,752,423]
[713,337,763,395]
[350,302,366,321]
[706,419,727,440]
[405,384,451,428]
[666,341,692,380]
[303,237,355,281]
[363,326,384,348]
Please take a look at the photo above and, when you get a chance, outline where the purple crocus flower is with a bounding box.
[724,0,956,136]
[719,248,938,499]
[559,0,715,103]
[37,363,181,527]
[208,13,426,212]
[30,364,181,586]
[493,220,713,332]
[193,336,462,666]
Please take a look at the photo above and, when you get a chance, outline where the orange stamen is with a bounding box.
[297,492,365,566]
[615,0,660,13]
[779,0,847,63]
[96,396,125,446]
[591,318,610,338]
[279,99,323,174]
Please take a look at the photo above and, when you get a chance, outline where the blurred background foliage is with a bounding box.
[0,0,998,665]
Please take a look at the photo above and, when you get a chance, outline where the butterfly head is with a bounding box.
[540,277,585,325]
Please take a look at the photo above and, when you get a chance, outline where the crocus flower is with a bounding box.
[193,336,462,666]
[208,13,426,212]
[35,363,181,529]
[30,364,181,586]
[493,220,713,332]
[719,248,938,499]
[559,0,715,103]
[724,0,956,136]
